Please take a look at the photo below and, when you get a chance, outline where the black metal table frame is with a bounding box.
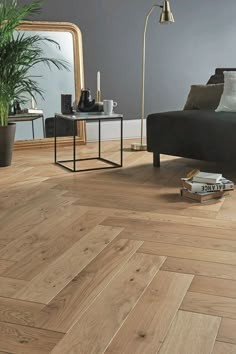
[54,115,123,172]
[9,114,45,139]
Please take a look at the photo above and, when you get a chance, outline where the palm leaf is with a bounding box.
[0,0,70,126]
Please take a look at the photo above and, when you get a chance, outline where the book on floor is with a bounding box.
[180,188,230,203]
[180,169,234,203]
[191,171,222,184]
[182,177,234,193]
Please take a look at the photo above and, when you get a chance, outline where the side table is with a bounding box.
[9,113,45,139]
[54,113,123,172]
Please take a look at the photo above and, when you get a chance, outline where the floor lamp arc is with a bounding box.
[131,0,175,151]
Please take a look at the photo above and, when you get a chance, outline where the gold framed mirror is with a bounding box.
[13,21,86,150]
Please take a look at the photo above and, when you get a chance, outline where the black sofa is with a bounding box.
[147,68,236,167]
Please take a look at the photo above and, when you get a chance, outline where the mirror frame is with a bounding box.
[14,21,86,150]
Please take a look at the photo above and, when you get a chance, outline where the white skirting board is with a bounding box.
[86,119,146,142]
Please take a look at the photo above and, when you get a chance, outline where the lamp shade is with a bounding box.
[159,0,174,23]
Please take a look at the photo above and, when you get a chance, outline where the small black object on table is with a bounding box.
[9,113,45,139]
[54,113,123,172]
[77,89,104,113]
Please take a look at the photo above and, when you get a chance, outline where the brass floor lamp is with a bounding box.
[131,0,174,151]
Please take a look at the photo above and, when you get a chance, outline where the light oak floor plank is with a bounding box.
[102,209,236,230]
[161,257,236,281]
[4,209,106,281]
[0,191,80,246]
[0,321,63,354]
[139,242,236,266]
[190,276,236,299]
[0,260,15,276]
[0,296,44,327]
[63,181,185,213]
[119,229,236,253]
[102,216,236,240]
[37,238,143,332]
[50,253,165,354]
[0,205,88,262]
[105,271,193,354]
[212,341,236,354]
[181,292,236,320]
[158,310,220,354]
[217,318,236,344]
[0,277,27,297]
[14,225,123,304]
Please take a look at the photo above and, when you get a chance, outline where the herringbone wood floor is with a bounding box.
[1,139,236,354]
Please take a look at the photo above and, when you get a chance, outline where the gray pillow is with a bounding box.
[184,84,224,110]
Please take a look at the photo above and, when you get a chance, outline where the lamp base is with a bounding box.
[131,142,147,151]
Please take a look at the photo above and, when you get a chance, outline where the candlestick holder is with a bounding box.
[96,90,101,103]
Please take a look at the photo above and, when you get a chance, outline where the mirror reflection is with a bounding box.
[12,30,75,141]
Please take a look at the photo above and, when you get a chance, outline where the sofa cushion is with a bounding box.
[184,84,223,110]
[216,71,236,112]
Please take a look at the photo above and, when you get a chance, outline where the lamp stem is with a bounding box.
[141,4,162,146]
[131,3,162,151]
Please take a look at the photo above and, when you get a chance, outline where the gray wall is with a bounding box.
[20,0,236,119]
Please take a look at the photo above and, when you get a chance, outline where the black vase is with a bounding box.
[78,89,95,112]
[0,123,16,167]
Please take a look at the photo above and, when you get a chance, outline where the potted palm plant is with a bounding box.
[0,0,69,167]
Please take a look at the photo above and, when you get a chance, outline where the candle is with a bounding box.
[97,71,101,92]
[31,96,35,109]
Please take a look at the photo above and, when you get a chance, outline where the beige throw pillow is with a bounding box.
[216,72,236,112]
[184,84,224,110]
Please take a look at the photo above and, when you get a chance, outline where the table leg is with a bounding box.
[120,118,123,166]
[42,116,46,138]
[32,120,35,139]
[73,120,76,172]
[54,117,57,163]
[98,119,101,158]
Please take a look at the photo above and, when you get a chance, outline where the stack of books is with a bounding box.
[181,170,234,203]
[22,108,43,114]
